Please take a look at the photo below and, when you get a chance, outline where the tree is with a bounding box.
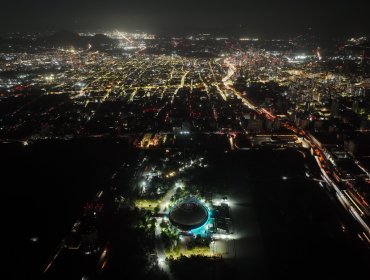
[160,219,167,229]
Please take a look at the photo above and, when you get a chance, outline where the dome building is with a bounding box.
[169,198,209,231]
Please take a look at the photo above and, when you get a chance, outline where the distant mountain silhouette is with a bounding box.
[37,30,117,49]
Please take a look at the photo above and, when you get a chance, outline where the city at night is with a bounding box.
[1,1,370,279]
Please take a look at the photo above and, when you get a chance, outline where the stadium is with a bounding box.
[169,198,209,231]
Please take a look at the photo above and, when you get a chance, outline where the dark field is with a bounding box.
[2,140,370,279]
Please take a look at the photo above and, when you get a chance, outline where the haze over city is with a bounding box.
[1,0,369,37]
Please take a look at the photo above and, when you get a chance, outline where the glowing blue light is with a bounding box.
[189,209,213,237]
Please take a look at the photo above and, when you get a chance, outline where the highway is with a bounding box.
[222,56,370,243]
[284,123,370,240]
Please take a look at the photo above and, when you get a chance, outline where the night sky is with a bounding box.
[1,0,368,37]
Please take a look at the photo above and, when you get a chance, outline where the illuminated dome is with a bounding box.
[169,199,208,231]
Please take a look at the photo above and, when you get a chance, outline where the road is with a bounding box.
[154,182,179,279]
[159,183,180,214]
[154,219,173,278]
